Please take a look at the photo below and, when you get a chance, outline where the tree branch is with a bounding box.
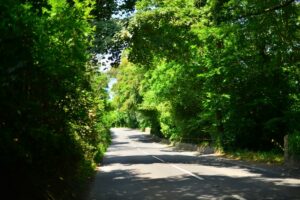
[237,0,296,20]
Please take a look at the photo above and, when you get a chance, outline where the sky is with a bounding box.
[107,78,117,100]
[98,0,136,100]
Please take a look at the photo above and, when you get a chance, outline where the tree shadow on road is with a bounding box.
[103,154,295,178]
[87,167,300,200]
[98,129,300,199]
[128,134,154,143]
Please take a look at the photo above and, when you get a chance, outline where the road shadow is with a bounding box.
[127,134,153,143]
[103,154,296,179]
[88,129,300,200]
[113,142,130,145]
[87,168,300,200]
[108,131,300,179]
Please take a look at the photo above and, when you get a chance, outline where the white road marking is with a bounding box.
[152,155,165,163]
[231,194,247,200]
[137,147,204,181]
[170,164,204,181]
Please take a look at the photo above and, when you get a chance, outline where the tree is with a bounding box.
[112,0,300,152]
[111,56,145,128]
[0,0,111,199]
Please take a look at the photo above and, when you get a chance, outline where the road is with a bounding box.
[86,128,300,200]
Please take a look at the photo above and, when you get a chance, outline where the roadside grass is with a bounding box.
[147,132,285,165]
[222,150,284,164]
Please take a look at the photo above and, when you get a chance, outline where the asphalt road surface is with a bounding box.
[86,128,300,200]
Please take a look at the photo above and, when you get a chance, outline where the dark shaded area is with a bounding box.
[113,141,130,145]
[128,134,153,143]
[0,1,111,199]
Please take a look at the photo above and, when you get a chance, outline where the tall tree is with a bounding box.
[112,0,300,151]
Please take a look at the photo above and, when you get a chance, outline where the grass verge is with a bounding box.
[222,150,284,164]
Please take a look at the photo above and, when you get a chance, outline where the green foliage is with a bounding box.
[224,150,284,164]
[138,108,162,136]
[127,1,200,65]
[289,131,300,155]
[111,0,300,155]
[193,0,299,150]
[0,0,112,199]
[110,56,145,128]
